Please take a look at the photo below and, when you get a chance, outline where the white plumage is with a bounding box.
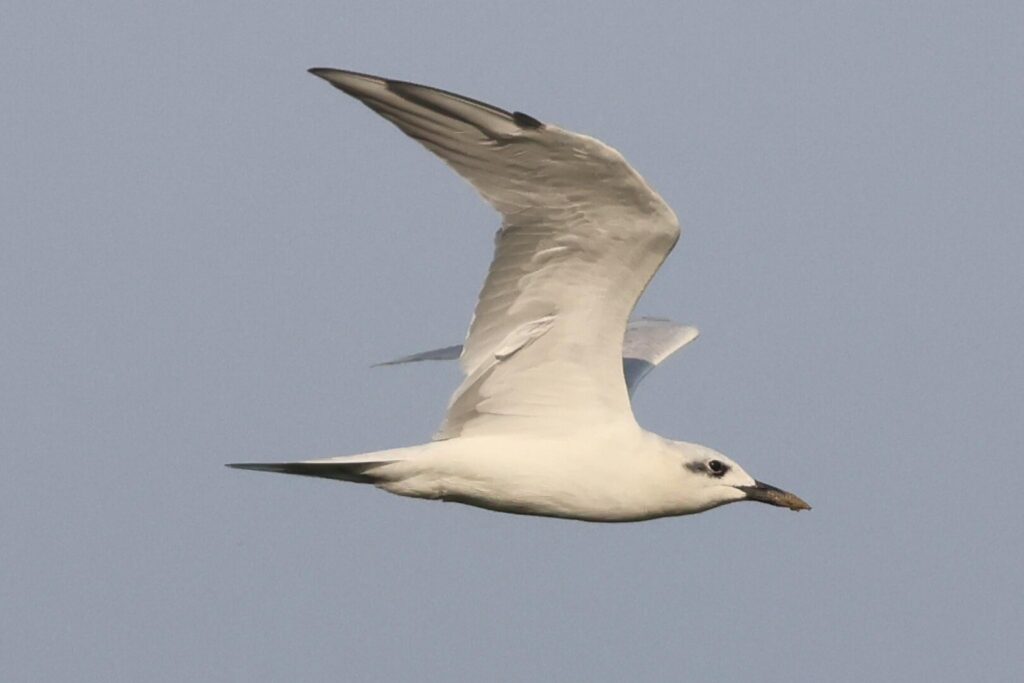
[229,69,809,521]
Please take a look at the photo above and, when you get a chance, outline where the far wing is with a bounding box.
[619,319,699,395]
[374,345,463,366]
[313,69,680,439]
[377,318,699,397]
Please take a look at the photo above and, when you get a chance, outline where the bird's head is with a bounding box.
[674,442,811,514]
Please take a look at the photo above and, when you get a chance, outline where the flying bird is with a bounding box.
[229,68,810,521]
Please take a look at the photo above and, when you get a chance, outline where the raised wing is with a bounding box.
[312,69,680,438]
[377,319,699,398]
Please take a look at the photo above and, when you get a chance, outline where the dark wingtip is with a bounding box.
[512,111,544,129]
[308,67,334,79]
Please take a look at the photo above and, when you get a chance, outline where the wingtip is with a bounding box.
[308,67,357,85]
[308,67,335,79]
[369,359,404,368]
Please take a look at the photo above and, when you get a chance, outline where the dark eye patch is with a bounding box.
[707,460,729,477]
[685,460,731,477]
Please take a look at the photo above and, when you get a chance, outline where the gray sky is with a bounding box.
[3,1,1022,681]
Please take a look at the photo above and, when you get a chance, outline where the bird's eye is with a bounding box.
[707,460,728,477]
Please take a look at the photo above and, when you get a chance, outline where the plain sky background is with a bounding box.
[3,2,1022,681]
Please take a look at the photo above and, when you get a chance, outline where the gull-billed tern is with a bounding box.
[230,69,810,521]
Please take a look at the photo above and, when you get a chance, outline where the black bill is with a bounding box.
[737,481,811,511]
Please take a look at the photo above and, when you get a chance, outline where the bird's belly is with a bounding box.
[372,437,673,522]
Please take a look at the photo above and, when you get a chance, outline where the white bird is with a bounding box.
[229,68,809,521]
[377,317,700,399]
